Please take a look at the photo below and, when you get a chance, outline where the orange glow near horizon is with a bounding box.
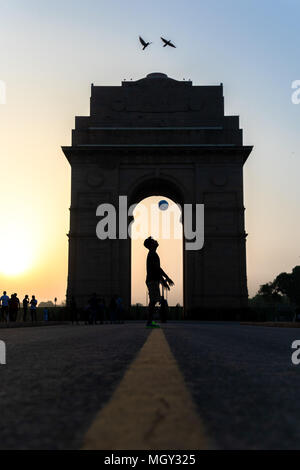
[0,231,32,276]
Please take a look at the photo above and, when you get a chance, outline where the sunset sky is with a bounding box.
[0,0,300,305]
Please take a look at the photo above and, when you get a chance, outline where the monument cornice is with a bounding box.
[62,144,252,165]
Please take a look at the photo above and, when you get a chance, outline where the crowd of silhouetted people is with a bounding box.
[0,291,38,323]
[0,290,169,325]
[0,290,126,325]
[69,293,125,325]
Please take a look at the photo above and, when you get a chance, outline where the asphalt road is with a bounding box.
[0,322,300,450]
[164,323,300,450]
[0,324,149,450]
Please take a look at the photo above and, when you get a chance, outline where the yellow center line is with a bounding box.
[82,328,213,450]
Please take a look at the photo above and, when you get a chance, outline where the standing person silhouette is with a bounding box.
[9,294,19,322]
[109,295,118,324]
[144,236,174,328]
[88,293,98,325]
[30,295,38,322]
[0,291,10,323]
[23,295,29,322]
[70,295,79,325]
[160,295,169,323]
[98,298,105,324]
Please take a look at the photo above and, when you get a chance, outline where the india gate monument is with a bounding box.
[62,72,252,316]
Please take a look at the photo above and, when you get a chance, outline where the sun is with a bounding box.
[0,232,33,276]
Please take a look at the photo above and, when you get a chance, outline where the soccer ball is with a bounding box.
[158,200,169,211]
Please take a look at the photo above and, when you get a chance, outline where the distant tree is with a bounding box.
[253,266,300,307]
[257,282,282,303]
[272,266,300,307]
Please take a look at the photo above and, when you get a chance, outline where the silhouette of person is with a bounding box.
[97,298,105,324]
[160,295,169,323]
[30,295,38,322]
[83,303,89,325]
[116,296,124,324]
[109,295,118,323]
[70,295,79,325]
[9,293,20,322]
[15,293,20,321]
[23,295,29,322]
[144,236,174,328]
[0,291,10,323]
[88,293,98,325]
[43,307,49,321]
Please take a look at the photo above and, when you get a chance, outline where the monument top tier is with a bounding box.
[87,72,223,123]
[67,73,252,155]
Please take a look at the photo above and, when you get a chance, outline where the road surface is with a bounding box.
[0,322,300,450]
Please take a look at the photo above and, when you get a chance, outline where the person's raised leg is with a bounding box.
[147,300,155,326]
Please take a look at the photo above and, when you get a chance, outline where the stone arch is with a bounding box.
[128,177,185,309]
[128,175,185,208]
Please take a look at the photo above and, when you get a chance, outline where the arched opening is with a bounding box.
[131,195,183,309]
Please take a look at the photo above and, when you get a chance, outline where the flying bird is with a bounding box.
[139,36,152,50]
[161,37,176,48]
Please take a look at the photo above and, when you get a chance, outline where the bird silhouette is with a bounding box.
[139,36,152,50]
[161,37,176,48]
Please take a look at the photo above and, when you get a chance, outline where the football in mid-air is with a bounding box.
[158,200,169,211]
